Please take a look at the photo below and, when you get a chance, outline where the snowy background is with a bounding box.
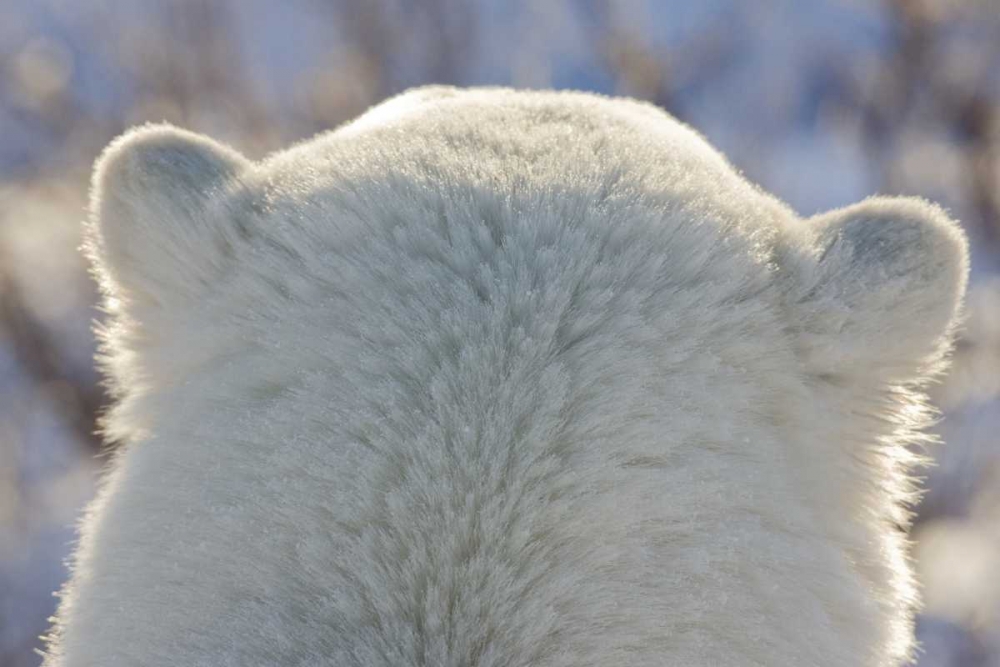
[2,1,999,665]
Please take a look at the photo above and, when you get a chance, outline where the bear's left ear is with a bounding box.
[87,124,251,306]
[787,197,969,381]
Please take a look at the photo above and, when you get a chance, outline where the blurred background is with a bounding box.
[1,0,999,665]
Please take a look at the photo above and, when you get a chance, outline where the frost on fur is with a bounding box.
[47,87,969,667]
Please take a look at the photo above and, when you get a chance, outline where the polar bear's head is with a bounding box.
[47,88,967,667]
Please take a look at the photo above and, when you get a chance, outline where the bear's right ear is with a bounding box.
[786,197,968,382]
[87,124,251,306]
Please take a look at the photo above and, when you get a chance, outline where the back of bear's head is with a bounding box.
[46,87,967,667]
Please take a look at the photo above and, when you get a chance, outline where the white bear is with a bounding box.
[44,87,967,667]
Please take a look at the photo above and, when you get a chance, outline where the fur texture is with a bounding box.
[45,86,968,666]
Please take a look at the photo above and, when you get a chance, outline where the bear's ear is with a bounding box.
[87,124,251,306]
[788,197,968,381]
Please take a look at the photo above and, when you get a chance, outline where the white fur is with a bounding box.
[45,87,968,666]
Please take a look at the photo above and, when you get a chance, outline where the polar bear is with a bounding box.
[45,87,967,666]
